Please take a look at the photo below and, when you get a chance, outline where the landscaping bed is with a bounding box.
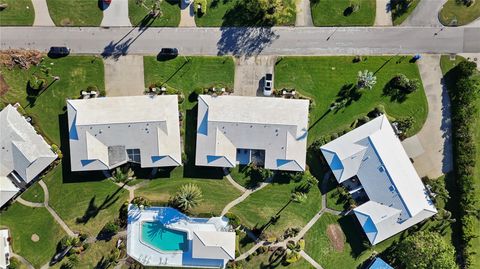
[0,203,66,268]
[439,0,480,26]
[128,0,180,27]
[194,0,296,27]
[0,0,34,26]
[310,0,376,26]
[274,56,428,142]
[391,0,421,25]
[46,0,103,26]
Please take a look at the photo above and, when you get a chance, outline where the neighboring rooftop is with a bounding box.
[67,95,182,171]
[0,229,9,269]
[195,95,309,171]
[0,105,56,207]
[321,115,436,245]
[127,206,235,268]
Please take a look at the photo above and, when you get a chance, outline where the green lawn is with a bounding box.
[136,166,242,216]
[275,56,428,142]
[0,204,66,268]
[439,0,480,26]
[245,252,312,268]
[392,0,420,25]
[311,0,376,26]
[128,0,180,27]
[0,56,105,145]
[43,165,129,236]
[326,187,348,212]
[46,0,103,26]
[0,0,34,26]
[194,0,296,27]
[20,182,45,203]
[231,177,322,238]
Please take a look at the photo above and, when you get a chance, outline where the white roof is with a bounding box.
[192,231,235,260]
[67,96,182,171]
[0,177,20,208]
[321,115,437,244]
[0,105,57,184]
[195,95,309,171]
[0,229,10,269]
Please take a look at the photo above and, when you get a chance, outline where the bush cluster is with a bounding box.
[446,60,480,267]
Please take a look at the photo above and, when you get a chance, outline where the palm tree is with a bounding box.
[357,70,377,89]
[304,172,319,189]
[111,166,135,183]
[172,183,203,212]
[291,192,307,203]
[131,196,151,209]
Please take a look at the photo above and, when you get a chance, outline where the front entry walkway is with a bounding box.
[403,54,453,179]
[104,55,145,96]
[101,0,132,27]
[32,0,55,26]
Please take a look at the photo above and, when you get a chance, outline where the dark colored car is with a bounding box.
[48,47,71,58]
[157,48,179,61]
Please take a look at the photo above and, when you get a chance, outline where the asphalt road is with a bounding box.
[1,26,479,57]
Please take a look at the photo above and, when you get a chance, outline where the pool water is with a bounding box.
[141,221,187,252]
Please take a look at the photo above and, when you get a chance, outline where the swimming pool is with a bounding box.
[141,221,187,252]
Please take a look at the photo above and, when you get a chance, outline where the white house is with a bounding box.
[67,95,182,171]
[0,105,57,208]
[0,229,10,269]
[195,95,309,171]
[321,115,437,245]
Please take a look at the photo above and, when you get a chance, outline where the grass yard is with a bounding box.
[128,0,180,27]
[275,56,428,142]
[228,165,267,189]
[0,56,105,145]
[245,253,312,268]
[136,166,242,216]
[439,0,480,26]
[0,203,66,268]
[20,182,45,203]
[231,177,322,238]
[310,0,376,26]
[46,0,103,26]
[326,187,348,212]
[0,0,34,26]
[43,165,129,236]
[392,0,420,25]
[194,0,296,27]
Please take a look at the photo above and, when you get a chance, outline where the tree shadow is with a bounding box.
[217,27,279,57]
[338,215,368,258]
[98,0,108,11]
[76,185,122,225]
[332,83,363,113]
[382,78,408,103]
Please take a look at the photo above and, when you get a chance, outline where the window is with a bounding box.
[127,149,141,163]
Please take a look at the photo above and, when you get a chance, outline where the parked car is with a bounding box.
[157,48,179,61]
[263,73,273,96]
[182,0,192,5]
[48,46,70,58]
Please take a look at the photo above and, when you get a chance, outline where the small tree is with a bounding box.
[171,183,203,212]
[131,196,151,208]
[99,221,119,240]
[111,166,135,183]
[291,192,307,203]
[357,70,377,89]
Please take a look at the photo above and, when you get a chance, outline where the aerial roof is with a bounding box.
[195,95,309,171]
[0,104,57,184]
[321,115,436,244]
[67,95,182,171]
[192,231,235,260]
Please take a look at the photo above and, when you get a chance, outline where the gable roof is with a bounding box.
[192,231,235,260]
[321,115,436,244]
[67,96,182,171]
[195,95,309,171]
[0,105,56,183]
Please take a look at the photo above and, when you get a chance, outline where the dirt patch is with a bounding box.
[0,74,9,96]
[326,224,345,252]
[0,49,43,70]
[31,233,40,242]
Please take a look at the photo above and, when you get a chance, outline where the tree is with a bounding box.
[111,166,135,183]
[304,171,319,189]
[291,192,307,203]
[131,196,151,208]
[395,231,457,269]
[455,60,477,78]
[237,0,294,26]
[171,183,203,212]
[99,221,119,240]
[357,70,377,89]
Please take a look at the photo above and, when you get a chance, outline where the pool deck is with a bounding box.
[127,206,234,268]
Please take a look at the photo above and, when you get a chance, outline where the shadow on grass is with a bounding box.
[183,104,224,179]
[76,186,122,225]
[338,215,368,258]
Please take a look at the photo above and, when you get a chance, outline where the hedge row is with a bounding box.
[446,60,480,268]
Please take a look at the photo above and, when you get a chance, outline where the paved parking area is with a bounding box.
[233,56,276,97]
[104,55,145,96]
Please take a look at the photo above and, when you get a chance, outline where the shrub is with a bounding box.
[225,212,241,228]
[131,196,151,208]
[51,144,63,159]
[8,257,20,269]
[170,183,203,212]
[99,221,119,240]
[194,0,207,14]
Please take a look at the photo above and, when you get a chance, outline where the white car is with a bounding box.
[263,73,273,96]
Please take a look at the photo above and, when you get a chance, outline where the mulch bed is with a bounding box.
[326,224,345,252]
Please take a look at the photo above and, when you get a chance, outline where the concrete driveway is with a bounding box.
[296,0,313,27]
[233,56,276,97]
[32,0,55,26]
[401,0,447,27]
[104,55,145,96]
[101,0,132,27]
[374,0,392,26]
